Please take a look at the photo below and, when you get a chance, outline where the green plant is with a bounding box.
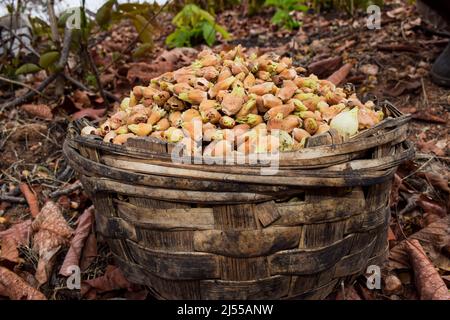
[264,0,309,30]
[166,4,230,48]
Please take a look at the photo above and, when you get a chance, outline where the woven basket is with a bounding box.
[64,102,413,300]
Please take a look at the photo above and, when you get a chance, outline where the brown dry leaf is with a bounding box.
[388,216,450,271]
[60,206,94,276]
[307,56,342,78]
[384,80,421,97]
[359,64,379,76]
[32,201,73,284]
[0,220,32,264]
[335,285,362,300]
[73,90,91,109]
[406,239,450,300]
[80,231,97,271]
[327,63,353,86]
[0,266,46,300]
[71,108,106,121]
[21,104,53,120]
[81,265,133,298]
[412,112,447,124]
[416,139,446,156]
[416,194,447,217]
[158,47,198,68]
[418,172,450,194]
[390,173,403,207]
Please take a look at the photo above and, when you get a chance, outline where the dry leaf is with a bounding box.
[0,266,46,300]
[73,90,91,109]
[60,206,94,276]
[21,104,53,120]
[80,231,97,271]
[81,265,133,298]
[71,108,106,120]
[406,239,450,300]
[416,139,446,156]
[388,216,450,270]
[307,56,342,78]
[359,64,379,76]
[327,63,353,85]
[32,201,73,284]
[384,80,421,97]
[418,172,450,194]
[0,220,32,263]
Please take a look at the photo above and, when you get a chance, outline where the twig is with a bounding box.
[19,182,40,217]
[420,77,429,107]
[47,0,61,46]
[49,180,82,198]
[84,47,110,108]
[0,25,40,57]
[0,73,58,112]
[401,155,435,182]
[0,194,26,203]
[0,75,47,97]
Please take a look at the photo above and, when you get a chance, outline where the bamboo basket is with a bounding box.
[64,102,413,300]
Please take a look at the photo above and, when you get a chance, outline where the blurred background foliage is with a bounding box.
[0,0,384,80]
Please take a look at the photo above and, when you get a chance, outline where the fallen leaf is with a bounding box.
[127,61,173,84]
[416,194,447,217]
[416,139,446,156]
[0,220,32,264]
[412,112,447,124]
[0,266,46,300]
[60,206,94,276]
[307,56,342,78]
[390,173,403,207]
[335,39,356,53]
[384,80,421,97]
[73,90,91,109]
[359,64,379,76]
[417,172,450,194]
[406,239,450,300]
[32,201,73,284]
[81,265,133,298]
[80,231,97,271]
[335,285,362,300]
[327,63,353,85]
[383,274,403,295]
[21,104,53,120]
[71,108,106,120]
[377,44,420,53]
[388,216,450,270]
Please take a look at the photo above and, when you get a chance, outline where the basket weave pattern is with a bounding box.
[64,104,413,299]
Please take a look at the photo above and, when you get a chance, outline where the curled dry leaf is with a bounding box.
[32,201,73,284]
[388,216,450,271]
[359,64,379,76]
[307,56,342,78]
[81,265,133,298]
[19,183,40,218]
[0,220,32,263]
[71,107,106,120]
[21,104,53,120]
[80,231,97,271]
[327,63,353,86]
[0,266,46,300]
[406,239,450,300]
[60,206,94,276]
[416,139,446,157]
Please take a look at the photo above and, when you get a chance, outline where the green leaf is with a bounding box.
[129,14,153,44]
[166,28,192,48]
[39,51,60,68]
[15,63,42,75]
[202,22,216,46]
[96,0,116,28]
[132,43,153,58]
